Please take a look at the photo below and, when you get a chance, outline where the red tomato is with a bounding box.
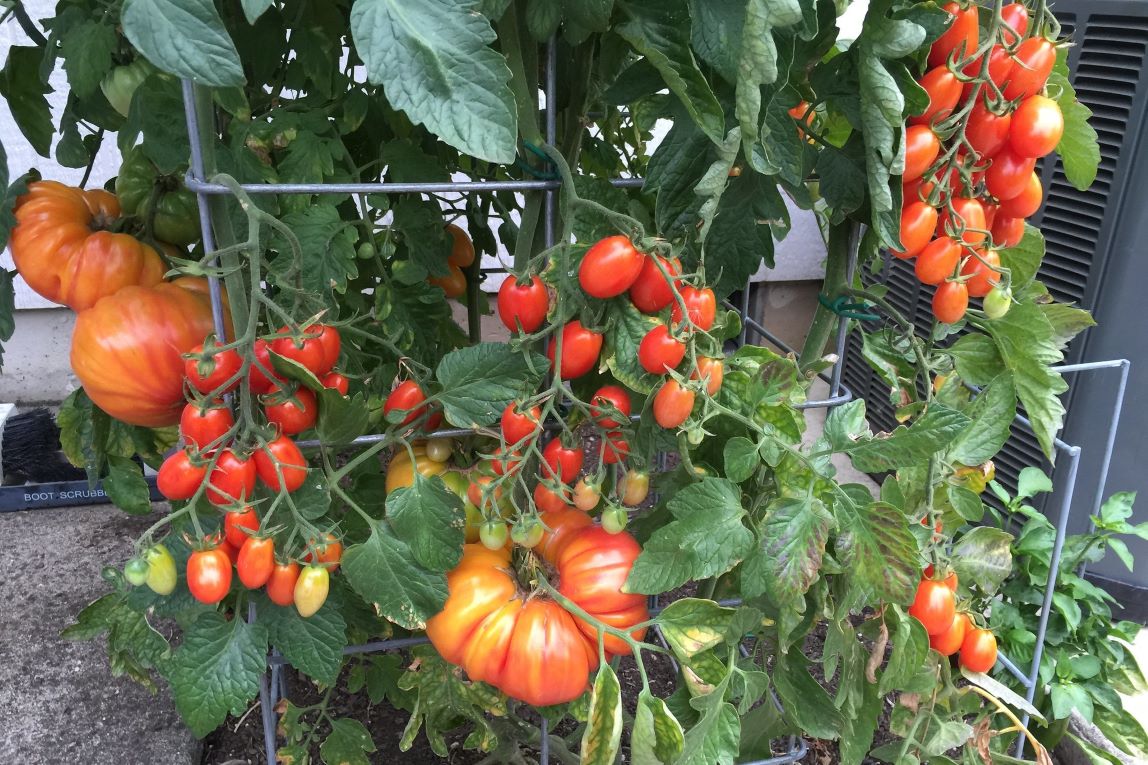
[237,536,275,589]
[187,547,233,604]
[930,612,971,656]
[691,357,724,396]
[1004,38,1056,101]
[961,250,1001,298]
[537,507,594,562]
[908,578,957,635]
[579,236,645,298]
[224,506,259,548]
[180,401,234,451]
[429,265,466,298]
[966,102,1012,159]
[384,380,430,426]
[321,372,349,395]
[547,320,603,379]
[590,385,632,428]
[1010,95,1064,158]
[982,203,999,230]
[306,533,343,572]
[653,379,695,429]
[638,324,686,374]
[904,126,941,183]
[960,628,999,673]
[270,325,328,375]
[206,449,256,506]
[446,224,475,268]
[501,402,542,446]
[915,237,962,285]
[534,482,572,514]
[1001,3,1029,44]
[490,448,523,477]
[939,198,987,246]
[671,286,717,331]
[157,449,207,501]
[629,255,681,313]
[468,475,502,511]
[219,539,240,566]
[992,215,1026,249]
[555,526,649,654]
[910,67,962,126]
[542,438,584,484]
[986,148,1037,201]
[997,172,1043,218]
[253,433,308,492]
[497,275,549,334]
[266,561,300,606]
[601,431,630,464]
[929,2,979,68]
[248,338,285,395]
[314,325,341,373]
[961,45,1014,100]
[264,386,318,435]
[933,281,970,324]
[892,201,939,259]
[184,341,241,395]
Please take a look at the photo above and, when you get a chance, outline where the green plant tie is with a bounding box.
[516,141,559,180]
[817,292,880,322]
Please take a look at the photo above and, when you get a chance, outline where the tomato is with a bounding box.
[939,198,987,246]
[1001,3,1030,44]
[573,479,601,511]
[579,235,645,298]
[248,339,285,395]
[446,223,475,268]
[386,447,448,493]
[915,237,961,286]
[908,578,957,635]
[654,379,695,429]
[960,628,999,673]
[206,449,256,506]
[180,401,234,451]
[788,101,815,139]
[266,561,301,606]
[992,215,1025,249]
[961,45,1014,99]
[966,102,1012,159]
[629,255,681,313]
[983,285,1013,319]
[501,402,542,446]
[910,67,962,126]
[144,544,177,595]
[1003,38,1056,101]
[600,431,630,464]
[904,126,941,183]
[183,346,239,401]
[1010,95,1063,159]
[157,449,208,500]
[620,470,650,506]
[306,533,343,572]
[960,250,1001,298]
[237,536,275,589]
[223,506,259,548]
[510,518,545,548]
[124,557,150,586]
[590,385,632,429]
[497,275,549,334]
[601,505,628,534]
[253,433,308,492]
[11,181,165,311]
[933,281,969,324]
[638,324,686,374]
[490,448,523,476]
[930,612,971,657]
[986,148,1037,201]
[384,380,431,426]
[425,437,453,463]
[479,520,509,550]
[554,526,648,652]
[671,286,717,331]
[264,386,318,435]
[542,438,584,484]
[691,357,724,396]
[187,547,233,604]
[321,372,350,395]
[429,265,467,298]
[535,482,572,514]
[116,145,200,246]
[71,278,232,427]
[892,201,939,259]
[997,172,1042,219]
[314,325,341,372]
[101,59,152,117]
[547,320,603,379]
[294,565,330,618]
[271,326,328,375]
[929,2,979,68]
[538,507,594,561]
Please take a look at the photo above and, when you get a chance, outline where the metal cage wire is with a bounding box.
[177,32,1130,764]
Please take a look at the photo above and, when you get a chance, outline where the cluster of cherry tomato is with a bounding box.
[897,1,1062,324]
[427,224,476,299]
[908,569,998,673]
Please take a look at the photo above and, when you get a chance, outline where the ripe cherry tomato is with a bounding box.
[547,320,603,379]
[671,286,717,331]
[961,45,1014,100]
[491,448,523,476]
[157,448,208,501]
[184,340,241,395]
[430,264,467,298]
[620,470,650,506]
[206,449,256,506]
[654,379,695,429]
[321,372,349,395]
[253,433,308,492]
[992,215,1026,249]
[1004,38,1056,101]
[930,612,971,657]
[788,101,815,139]
[264,386,317,435]
[534,482,571,514]
[294,565,330,618]
[270,326,328,375]
[266,561,301,606]
[446,223,475,268]
[223,506,259,548]
[983,285,1013,319]
[498,275,549,334]
[911,67,962,126]
[908,578,957,635]
[933,281,969,324]
[180,401,234,451]
[479,520,509,550]
[966,102,1012,159]
[986,148,1037,201]
[469,475,503,511]
[1010,95,1064,159]
[306,533,343,572]
[573,479,601,511]
[638,324,686,374]
[314,325,341,373]
[248,339,285,395]
[691,357,724,395]
[929,2,979,68]
[915,237,962,286]
[237,536,275,589]
[600,431,630,464]
[144,544,177,595]
[501,402,542,446]
[939,198,987,246]
[997,172,1043,219]
[590,385,632,428]
[893,201,939,259]
[187,546,233,604]
[960,628,999,673]
[511,518,545,549]
[904,126,941,183]
[579,235,645,298]
[384,380,430,426]
[961,250,1001,298]
[629,255,681,313]
[543,439,584,484]
[1001,3,1029,44]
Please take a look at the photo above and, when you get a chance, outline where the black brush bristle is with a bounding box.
[2,408,86,483]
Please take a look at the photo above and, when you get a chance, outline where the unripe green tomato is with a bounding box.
[115,145,200,246]
[620,470,650,507]
[686,425,705,445]
[601,505,628,534]
[573,479,601,512]
[425,438,453,462]
[983,286,1012,319]
[510,518,545,548]
[124,557,150,587]
[144,544,177,596]
[100,59,153,117]
[440,469,468,498]
[479,520,509,550]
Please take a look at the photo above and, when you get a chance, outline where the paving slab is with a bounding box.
[0,502,199,765]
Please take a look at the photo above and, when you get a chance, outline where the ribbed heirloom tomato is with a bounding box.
[497,275,549,333]
[547,320,603,379]
[579,235,645,298]
[115,146,200,246]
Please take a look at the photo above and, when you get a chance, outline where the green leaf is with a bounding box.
[631,690,685,765]
[1040,302,1096,351]
[645,107,714,236]
[1002,224,1045,290]
[723,437,759,483]
[624,478,753,594]
[62,592,170,689]
[922,721,972,757]
[1093,706,1148,758]
[0,46,53,156]
[880,611,929,695]
[385,474,465,572]
[435,343,547,428]
[320,718,376,765]
[657,598,736,659]
[241,0,275,23]
[341,518,449,630]
[688,0,746,83]
[271,205,359,297]
[121,0,245,87]
[1051,52,1100,191]
[679,676,741,765]
[616,0,725,144]
[1067,733,1127,765]
[103,456,152,515]
[774,651,845,739]
[704,171,779,298]
[581,665,623,765]
[742,496,831,601]
[260,595,347,685]
[946,485,984,523]
[817,136,869,222]
[947,375,1016,466]
[948,334,1004,386]
[835,499,919,605]
[61,21,117,98]
[733,0,803,170]
[951,527,1013,595]
[842,404,971,473]
[1052,681,1094,721]
[350,0,517,163]
[165,611,268,737]
[317,390,371,445]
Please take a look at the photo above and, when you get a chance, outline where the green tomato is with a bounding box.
[601,505,628,534]
[124,557,150,586]
[479,521,509,550]
[510,518,544,549]
[144,544,177,596]
[425,438,453,463]
[115,146,200,246]
[983,286,1012,320]
[100,59,153,118]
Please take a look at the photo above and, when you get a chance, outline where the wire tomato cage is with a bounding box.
[178,34,1129,765]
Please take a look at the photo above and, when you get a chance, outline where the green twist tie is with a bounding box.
[817,293,880,322]
[516,141,559,180]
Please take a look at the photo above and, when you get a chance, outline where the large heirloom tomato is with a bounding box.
[115,146,201,246]
[385,445,448,493]
[70,278,232,427]
[10,181,165,310]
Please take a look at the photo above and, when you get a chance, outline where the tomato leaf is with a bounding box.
[879,608,930,695]
[62,592,170,690]
[703,171,780,298]
[840,403,971,473]
[320,718,376,765]
[722,437,759,483]
[644,112,714,237]
[948,334,1005,386]
[0,46,53,156]
[270,204,360,298]
[60,20,117,98]
[1051,50,1100,192]
[1093,705,1148,759]
[732,0,803,171]
[385,473,465,572]
[104,455,152,515]
[742,495,831,602]
[834,496,920,605]
[657,598,736,659]
[349,0,517,164]
[241,0,274,24]
[435,342,548,428]
[581,665,623,765]
[631,689,685,765]
[316,390,371,445]
[121,0,245,87]
[947,374,1016,467]
[688,0,746,84]
[341,518,449,630]
[678,675,741,765]
[259,593,347,686]
[773,651,845,739]
[164,611,268,737]
[951,526,1014,595]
